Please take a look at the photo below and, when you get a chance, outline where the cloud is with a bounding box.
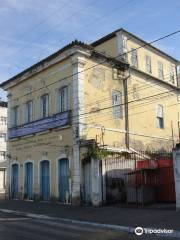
[0,0,179,98]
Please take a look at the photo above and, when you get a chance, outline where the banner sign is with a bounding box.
[9,111,70,139]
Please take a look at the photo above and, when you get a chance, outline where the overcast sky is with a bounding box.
[0,0,180,100]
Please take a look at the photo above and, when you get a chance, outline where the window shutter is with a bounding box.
[10,108,14,127]
[146,55,151,73]
[41,94,49,118]
[13,106,19,126]
[40,97,42,118]
[170,65,175,83]
[156,105,163,118]
[59,86,68,112]
[131,49,138,67]
[46,94,49,116]
[112,91,122,119]
[122,35,127,52]
[58,89,62,112]
[28,101,33,122]
[30,101,33,121]
[64,87,68,111]
[25,103,28,123]
[158,61,164,79]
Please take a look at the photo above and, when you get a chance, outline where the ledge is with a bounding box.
[9,110,71,140]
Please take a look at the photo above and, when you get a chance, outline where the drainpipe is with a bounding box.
[175,64,179,87]
[123,67,131,149]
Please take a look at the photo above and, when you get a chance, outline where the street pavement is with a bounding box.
[0,211,174,240]
[0,200,179,230]
[0,200,179,240]
[0,212,137,240]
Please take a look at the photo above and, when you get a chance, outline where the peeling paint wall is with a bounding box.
[93,33,180,151]
[83,58,126,149]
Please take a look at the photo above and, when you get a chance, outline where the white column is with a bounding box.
[173,144,180,211]
[71,54,86,205]
[91,158,102,206]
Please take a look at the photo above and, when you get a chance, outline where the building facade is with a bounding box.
[92,28,180,151]
[0,29,180,205]
[0,101,7,199]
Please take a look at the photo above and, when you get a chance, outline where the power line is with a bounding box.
[85,91,176,123]
[9,89,178,132]
[8,71,177,126]
[3,1,72,50]
[7,0,135,68]
[9,93,179,144]
[7,29,180,104]
[84,95,180,137]
[79,72,177,111]
[6,0,99,61]
[95,102,180,141]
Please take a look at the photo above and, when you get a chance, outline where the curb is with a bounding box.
[0,208,180,238]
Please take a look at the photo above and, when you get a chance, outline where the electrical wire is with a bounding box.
[6,29,180,105]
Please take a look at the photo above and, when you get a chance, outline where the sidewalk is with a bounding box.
[0,200,179,231]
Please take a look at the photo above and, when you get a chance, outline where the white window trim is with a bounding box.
[25,100,33,123]
[156,104,164,129]
[131,49,138,68]
[146,55,152,73]
[11,106,19,127]
[40,94,49,118]
[58,86,69,113]
[112,90,123,119]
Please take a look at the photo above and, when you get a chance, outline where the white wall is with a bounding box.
[0,105,7,162]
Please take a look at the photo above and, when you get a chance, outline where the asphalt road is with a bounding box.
[0,212,133,240]
[0,212,175,240]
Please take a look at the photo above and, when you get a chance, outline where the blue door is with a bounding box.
[58,158,69,202]
[11,164,19,199]
[40,160,50,201]
[24,162,33,200]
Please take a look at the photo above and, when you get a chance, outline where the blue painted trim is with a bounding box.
[9,110,71,139]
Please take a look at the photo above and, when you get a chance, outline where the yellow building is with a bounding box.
[0,29,180,206]
[92,28,180,151]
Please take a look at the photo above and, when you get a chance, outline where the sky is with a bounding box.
[0,0,180,100]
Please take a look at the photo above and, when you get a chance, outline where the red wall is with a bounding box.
[136,158,175,202]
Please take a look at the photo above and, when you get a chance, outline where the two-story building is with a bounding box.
[0,41,128,205]
[0,101,7,199]
[92,28,180,151]
[0,28,180,206]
